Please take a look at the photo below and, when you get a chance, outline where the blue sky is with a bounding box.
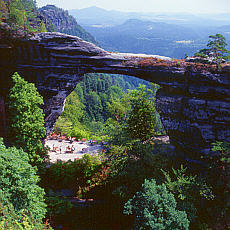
[37,0,230,13]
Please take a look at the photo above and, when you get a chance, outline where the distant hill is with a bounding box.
[69,6,132,26]
[79,17,230,58]
[39,5,98,44]
[69,6,230,27]
[82,19,207,58]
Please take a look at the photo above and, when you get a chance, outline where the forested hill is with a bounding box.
[38,5,97,44]
[0,1,97,44]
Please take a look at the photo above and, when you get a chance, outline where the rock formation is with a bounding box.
[38,5,97,44]
[0,32,229,157]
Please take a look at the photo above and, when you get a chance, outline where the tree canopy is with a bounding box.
[8,72,47,165]
[126,85,157,141]
[124,179,190,230]
[0,138,46,221]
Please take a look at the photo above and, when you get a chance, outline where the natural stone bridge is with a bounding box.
[0,32,229,157]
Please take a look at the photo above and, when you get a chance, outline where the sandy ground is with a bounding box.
[45,140,103,163]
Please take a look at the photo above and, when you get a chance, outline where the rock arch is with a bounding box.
[0,32,229,156]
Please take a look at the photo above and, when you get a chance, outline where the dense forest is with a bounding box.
[0,1,230,230]
[54,73,163,141]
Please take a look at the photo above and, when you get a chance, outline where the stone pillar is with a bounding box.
[0,96,7,139]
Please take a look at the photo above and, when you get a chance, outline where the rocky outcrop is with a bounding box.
[38,5,97,44]
[0,32,229,157]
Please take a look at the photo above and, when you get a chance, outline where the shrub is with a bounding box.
[0,202,52,230]
[0,139,46,222]
[45,154,102,194]
[162,165,214,224]
[71,126,90,140]
[124,179,190,230]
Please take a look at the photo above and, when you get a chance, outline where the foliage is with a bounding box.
[126,85,157,141]
[124,179,190,230]
[3,0,39,33]
[0,139,46,221]
[44,154,102,194]
[39,20,47,32]
[162,165,214,223]
[0,203,52,230]
[71,126,90,140]
[55,73,153,139]
[105,141,175,201]
[45,190,73,218]
[0,0,7,21]
[8,72,47,165]
[54,117,73,136]
[107,93,131,124]
[38,4,97,44]
[198,141,230,229]
[195,33,230,68]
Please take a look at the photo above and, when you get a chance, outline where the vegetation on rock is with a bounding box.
[195,33,230,68]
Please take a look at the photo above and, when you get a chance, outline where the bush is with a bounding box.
[0,139,46,221]
[162,165,214,224]
[0,202,52,230]
[44,154,102,195]
[124,179,190,230]
[71,126,90,140]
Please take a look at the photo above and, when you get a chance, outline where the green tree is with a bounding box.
[124,179,190,230]
[39,20,47,32]
[86,91,103,121]
[195,34,230,68]
[127,85,157,141]
[5,0,38,32]
[0,139,46,221]
[8,72,47,165]
[8,0,25,27]
[0,0,7,21]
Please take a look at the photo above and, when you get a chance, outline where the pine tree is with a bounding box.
[195,33,230,69]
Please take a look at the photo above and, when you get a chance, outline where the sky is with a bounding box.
[36,0,230,14]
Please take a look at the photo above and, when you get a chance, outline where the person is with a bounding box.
[71,145,75,153]
[59,146,61,154]
[90,139,93,146]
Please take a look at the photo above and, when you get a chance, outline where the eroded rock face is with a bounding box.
[0,32,229,156]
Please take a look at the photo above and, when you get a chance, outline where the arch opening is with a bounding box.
[51,73,165,142]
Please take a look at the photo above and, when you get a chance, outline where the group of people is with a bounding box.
[52,144,75,154]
